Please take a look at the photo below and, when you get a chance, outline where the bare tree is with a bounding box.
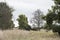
[31,9,44,29]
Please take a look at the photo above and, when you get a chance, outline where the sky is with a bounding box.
[0,0,54,27]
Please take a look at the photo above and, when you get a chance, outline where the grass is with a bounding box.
[0,29,60,40]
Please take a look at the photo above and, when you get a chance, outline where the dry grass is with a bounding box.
[0,29,60,40]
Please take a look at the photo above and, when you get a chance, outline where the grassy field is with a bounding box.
[0,29,60,40]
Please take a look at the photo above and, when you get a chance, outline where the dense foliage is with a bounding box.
[43,0,60,35]
[0,2,14,30]
[17,14,31,30]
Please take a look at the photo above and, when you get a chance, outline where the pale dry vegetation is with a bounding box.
[0,29,60,40]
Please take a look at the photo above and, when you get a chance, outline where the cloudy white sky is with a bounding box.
[0,0,54,27]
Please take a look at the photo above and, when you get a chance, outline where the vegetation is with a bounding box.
[31,9,44,30]
[43,0,60,35]
[17,14,31,30]
[0,30,59,40]
[0,2,14,30]
[0,0,60,39]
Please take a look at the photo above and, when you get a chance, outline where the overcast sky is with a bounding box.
[0,0,54,27]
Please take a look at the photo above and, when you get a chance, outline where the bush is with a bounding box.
[52,25,60,35]
[25,25,31,31]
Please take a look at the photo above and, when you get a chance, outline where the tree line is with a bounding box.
[0,0,60,35]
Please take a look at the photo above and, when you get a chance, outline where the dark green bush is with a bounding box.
[52,25,60,35]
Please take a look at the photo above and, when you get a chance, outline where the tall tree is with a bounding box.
[46,0,60,28]
[43,10,57,30]
[17,14,31,30]
[43,0,60,35]
[0,2,14,30]
[53,0,60,23]
[31,9,44,30]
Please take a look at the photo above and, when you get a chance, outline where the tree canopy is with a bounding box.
[17,14,31,30]
[31,9,44,30]
[43,0,60,35]
[0,2,14,30]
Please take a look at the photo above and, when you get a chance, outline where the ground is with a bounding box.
[0,29,60,40]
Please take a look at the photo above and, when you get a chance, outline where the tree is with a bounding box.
[9,21,15,29]
[31,9,44,30]
[54,0,60,5]
[43,0,60,35]
[0,2,14,30]
[45,10,57,30]
[17,14,31,30]
[53,0,60,35]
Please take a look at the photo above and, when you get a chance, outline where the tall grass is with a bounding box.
[0,29,60,40]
